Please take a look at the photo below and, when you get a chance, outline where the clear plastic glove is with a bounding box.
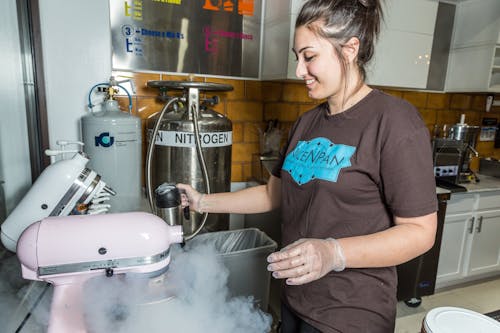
[176,183,204,213]
[267,238,345,285]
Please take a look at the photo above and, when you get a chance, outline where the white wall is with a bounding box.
[0,0,32,214]
[39,0,113,146]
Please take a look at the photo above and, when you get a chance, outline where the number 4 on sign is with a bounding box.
[202,0,254,16]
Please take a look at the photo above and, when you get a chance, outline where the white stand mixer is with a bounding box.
[1,143,115,252]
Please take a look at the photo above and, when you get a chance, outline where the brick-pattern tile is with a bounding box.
[436,109,459,127]
[243,122,262,143]
[459,110,480,125]
[476,141,495,159]
[232,123,244,143]
[209,78,245,100]
[380,89,403,98]
[245,80,262,101]
[232,142,260,163]
[418,108,437,127]
[298,103,318,115]
[231,163,243,182]
[282,82,313,103]
[242,162,253,181]
[112,71,161,97]
[427,93,450,110]
[471,95,487,111]
[450,94,472,110]
[262,81,283,102]
[135,97,164,119]
[402,91,428,108]
[264,102,299,122]
[227,101,263,122]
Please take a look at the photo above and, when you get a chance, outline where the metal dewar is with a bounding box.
[146,80,233,238]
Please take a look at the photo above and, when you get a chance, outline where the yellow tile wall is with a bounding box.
[115,72,500,181]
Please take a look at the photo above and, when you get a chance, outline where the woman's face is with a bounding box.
[293,25,344,101]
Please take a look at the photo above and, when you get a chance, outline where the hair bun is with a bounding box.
[358,0,375,8]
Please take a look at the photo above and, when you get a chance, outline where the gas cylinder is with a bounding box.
[146,82,232,235]
[81,99,142,213]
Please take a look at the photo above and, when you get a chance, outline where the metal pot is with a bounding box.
[448,124,480,147]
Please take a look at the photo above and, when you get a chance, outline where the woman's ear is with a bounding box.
[342,37,360,64]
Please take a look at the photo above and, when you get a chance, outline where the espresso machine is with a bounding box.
[433,115,480,186]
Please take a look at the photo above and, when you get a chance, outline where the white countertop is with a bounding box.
[458,173,500,193]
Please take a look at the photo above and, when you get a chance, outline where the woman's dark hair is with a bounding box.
[296,0,383,82]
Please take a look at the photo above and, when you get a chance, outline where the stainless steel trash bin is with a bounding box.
[188,228,277,310]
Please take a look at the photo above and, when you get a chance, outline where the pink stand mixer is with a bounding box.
[16,212,183,333]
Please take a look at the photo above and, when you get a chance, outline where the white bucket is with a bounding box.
[421,307,500,333]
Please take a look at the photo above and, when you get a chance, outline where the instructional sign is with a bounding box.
[110,0,262,78]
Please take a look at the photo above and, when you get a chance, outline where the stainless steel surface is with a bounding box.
[449,124,480,146]
[479,158,500,178]
[38,249,170,276]
[109,1,262,78]
[432,138,467,183]
[146,84,232,235]
[154,183,182,226]
[147,81,233,92]
[157,206,182,227]
[146,98,180,213]
[185,87,210,240]
[433,123,482,184]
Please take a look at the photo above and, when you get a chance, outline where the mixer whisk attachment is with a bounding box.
[87,184,115,215]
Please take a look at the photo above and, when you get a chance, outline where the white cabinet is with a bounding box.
[436,190,500,289]
[467,210,500,275]
[261,0,305,80]
[261,0,438,88]
[436,212,472,282]
[445,0,500,92]
[366,0,438,89]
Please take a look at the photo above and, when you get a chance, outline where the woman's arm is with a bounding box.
[339,212,437,267]
[177,174,281,214]
[267,212,437,285]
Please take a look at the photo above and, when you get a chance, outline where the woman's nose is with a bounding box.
[295,60,307,79]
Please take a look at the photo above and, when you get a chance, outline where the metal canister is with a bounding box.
[146,101,232,234]
[448,124,480,147]
[154,183,182,226]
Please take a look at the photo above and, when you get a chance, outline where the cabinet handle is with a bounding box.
[468,216,475,234]
[476,216,483,233]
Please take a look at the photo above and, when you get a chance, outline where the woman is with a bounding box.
[178,0,438,331]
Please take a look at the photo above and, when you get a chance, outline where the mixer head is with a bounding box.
[0,152,115,252]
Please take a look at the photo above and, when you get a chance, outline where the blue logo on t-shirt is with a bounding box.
[282,137,356,185]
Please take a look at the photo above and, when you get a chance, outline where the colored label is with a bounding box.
[154,130,232,148]
[283,137,356,185]
[95,132,115,148]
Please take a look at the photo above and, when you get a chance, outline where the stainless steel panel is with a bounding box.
[109,0,262,78]
[147,108,232,233]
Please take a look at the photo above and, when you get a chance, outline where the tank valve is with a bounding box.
[203,96,219,106]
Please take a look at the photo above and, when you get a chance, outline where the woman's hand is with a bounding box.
[176,183,204,213]
[267,238,345,285]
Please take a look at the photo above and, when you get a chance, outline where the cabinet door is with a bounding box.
[451,0,500,48]
[436,213,472,282]
[366,0,438,89]
[467,210,500,276]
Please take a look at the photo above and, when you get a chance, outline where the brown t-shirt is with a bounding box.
[272,89,438,332]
